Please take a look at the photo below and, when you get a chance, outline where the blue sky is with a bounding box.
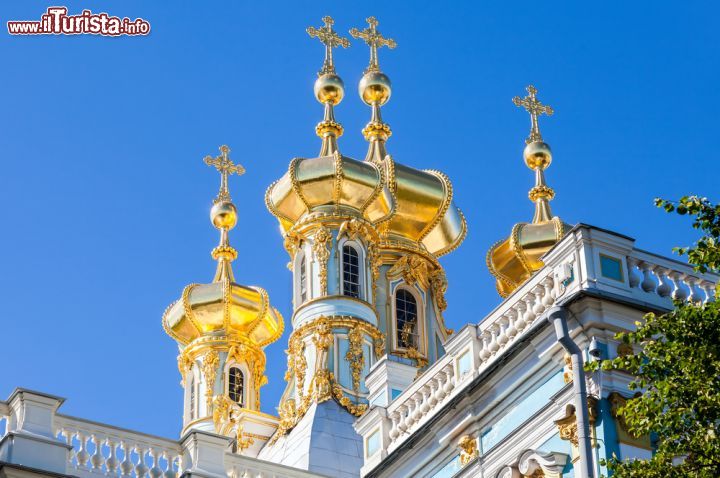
[1,1,717,438]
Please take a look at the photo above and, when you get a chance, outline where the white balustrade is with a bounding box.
[55,415,183,478]
[627,250,716,304]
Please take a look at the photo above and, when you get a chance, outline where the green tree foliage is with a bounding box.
[586,196,720,477]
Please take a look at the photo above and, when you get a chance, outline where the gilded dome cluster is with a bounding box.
[266,16,466,257]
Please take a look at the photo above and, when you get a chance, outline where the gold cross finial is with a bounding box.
[203,145,245,203]
[513,85,554,144]
[307,16,350,76]
[350,16,396,73]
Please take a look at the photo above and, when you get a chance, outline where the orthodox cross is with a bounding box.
[512,85,554,143]
[350,16,396,73]
[204,145,245,203]
[307,16,350,76]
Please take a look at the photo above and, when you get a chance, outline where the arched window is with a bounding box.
[396,289,419,349]
[189,375,196,420]
[299,254,308,303]
[342,245,361,298]
[228,366,244,406]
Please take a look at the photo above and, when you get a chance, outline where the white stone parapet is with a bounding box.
[0,389,327,478]
[354,224,718,474]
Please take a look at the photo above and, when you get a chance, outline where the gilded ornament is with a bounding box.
[235,424,255,452]
[312,226,332,296]
[401,346,428,368]
[387,254,431,289]
[346,326,365,392]
[457,435,479,466]
[349,17,396,76]
[306,16,350,77]
[512,85,554,145]
[177,353,194,385]
[283,230,305,267]
[430,269,449,312]
[202,351,220,410]
[204,145,245,204]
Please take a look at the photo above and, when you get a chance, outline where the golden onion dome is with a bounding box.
[264,154,466,257]
[487,86,571,297]
[164,145,284,348]
[163,282,283,347]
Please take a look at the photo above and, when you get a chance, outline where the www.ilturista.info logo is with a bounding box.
[7,7,150,36]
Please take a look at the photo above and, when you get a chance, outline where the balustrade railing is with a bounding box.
[627,250,716,304]
[54,415,184,478]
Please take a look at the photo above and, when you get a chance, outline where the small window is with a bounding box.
[228,367,244,406]
[189,375,196,420]
[396,289,419,349]
[299,255,308,303]
[342,245,361,299]
[600,254,624,282]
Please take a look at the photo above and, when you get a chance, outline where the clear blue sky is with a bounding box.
[1,1,717,438]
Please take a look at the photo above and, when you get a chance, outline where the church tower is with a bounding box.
[260,17,466,475]
[163,146,284,456]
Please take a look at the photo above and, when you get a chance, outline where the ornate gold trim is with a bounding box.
[433,207,468,258]
[312,226,332,296]
[418,170,453,242]
[346,325,364,392]
[289,157,311,210]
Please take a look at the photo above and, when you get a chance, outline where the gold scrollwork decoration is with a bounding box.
[312,226,332,295]
[202,350,220,410]
[387,254,431,290]
[346,325,365,392]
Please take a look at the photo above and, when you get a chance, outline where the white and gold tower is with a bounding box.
[261,17,466,473]
[163,146,284,455]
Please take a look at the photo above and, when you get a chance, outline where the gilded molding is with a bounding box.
[181,284,203,337]
[333,150,344,206]
[289,157,311,210]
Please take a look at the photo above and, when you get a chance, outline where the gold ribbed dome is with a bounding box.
[163,283,283,347]
[164,145,284,348]
[488,86,571,297]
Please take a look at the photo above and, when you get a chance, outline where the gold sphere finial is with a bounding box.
[314,73,345,105]
[359,71,392,106]
[523,141,552,170]
[211,201,238,230]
